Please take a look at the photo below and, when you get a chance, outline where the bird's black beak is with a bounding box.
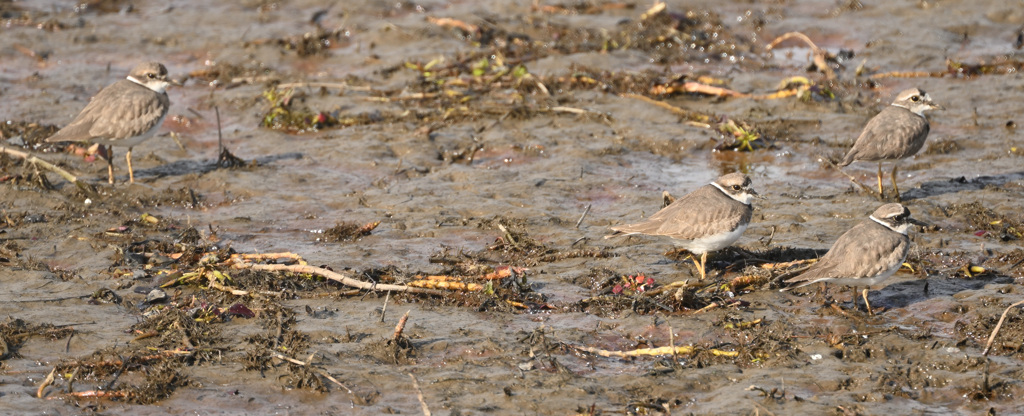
[909,218,929,227]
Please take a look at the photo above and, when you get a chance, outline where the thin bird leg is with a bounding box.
[106,145,115,184]
[890,163,901,202]
[690,252,708,281]
[700,252,708,280]
[126,147,134,184]
[876,162,884,196]
[862,288,874,315]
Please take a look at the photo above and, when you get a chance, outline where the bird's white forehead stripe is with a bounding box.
[711,182,753,204]
[870,214,909,235]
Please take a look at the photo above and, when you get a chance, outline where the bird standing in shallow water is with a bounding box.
[605,172,760,280]
[839,88,942,201]
[46,62,171,184]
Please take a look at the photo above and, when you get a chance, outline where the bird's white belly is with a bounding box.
[677,223,748,254]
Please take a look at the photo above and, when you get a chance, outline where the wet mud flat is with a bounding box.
[2,0,1024,414]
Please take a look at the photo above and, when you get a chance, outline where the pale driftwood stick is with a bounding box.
[408,373,432,416]
[236,262,443,295]
[982,299,1024,356]
[0,145,99,198]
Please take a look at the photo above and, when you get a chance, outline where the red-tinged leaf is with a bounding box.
[974,230,988,237]
[612,284,623,294]
[226,303,255,318]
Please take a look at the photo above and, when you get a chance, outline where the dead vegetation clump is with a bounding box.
[942,201,1023,241]
[320,220,381,242]
[130,307,224,363]
[0,318,75,360]
[44,348,191,404]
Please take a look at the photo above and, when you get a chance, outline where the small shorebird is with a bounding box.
[782,203,926,315]
[605,172,760,280]
[46,62,171,184]
[838,88,942,201]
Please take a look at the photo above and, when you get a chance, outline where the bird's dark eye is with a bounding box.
[731,185,741,191]
[147,73,156,79]
[910,96,920,102]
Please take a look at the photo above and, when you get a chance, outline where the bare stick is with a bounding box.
[409,373,432,416]
[982,299,1024,356]
[567,343,738,358]
[394,310,411,340]
[0,145,98,198]
[232,262,443,295]
[169,132,186,151]
[381,291,391,323]
[37,366,56,398]
[575,204,591,229]
[550,106,588,114]
[819,155,882,199]
[215,106,223,156]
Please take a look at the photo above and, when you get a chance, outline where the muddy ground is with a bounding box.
[2,0,1024,414]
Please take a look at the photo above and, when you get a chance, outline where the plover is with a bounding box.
[46,62,171,184]
[605,172,760,280]
[839,88,942,200]
[782,203,925,314]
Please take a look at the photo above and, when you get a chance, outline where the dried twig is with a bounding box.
[766,32,836,79]
[869,71,942,79]
[57,390,131,399]
[394,310,411,341]
[37,366,56,398]
[819,155,883,199]
[982,299,1024,356]
[409,373,432,416]
[575,204,591,229]
[0,145,99,198]
[381,291,391,323]
[426,16,479,33]
[270,351,354,394]
[567,343,738,358]
[229,256,442,295]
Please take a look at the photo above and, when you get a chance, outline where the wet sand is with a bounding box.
[2,0,1024,414]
